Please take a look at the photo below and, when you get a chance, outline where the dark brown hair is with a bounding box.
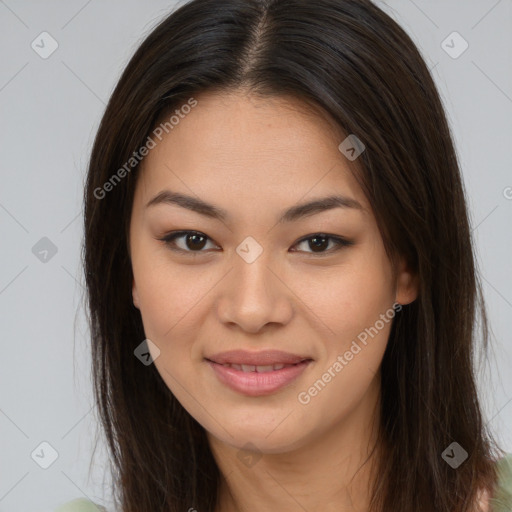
[82,0,504,510]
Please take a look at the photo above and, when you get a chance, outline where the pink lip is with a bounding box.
[207,359,313,396]
[206,349,311,366]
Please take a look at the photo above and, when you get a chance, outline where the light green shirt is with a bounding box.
[54,454,512,511]
[54,498,106,512]
[491,453,512,511]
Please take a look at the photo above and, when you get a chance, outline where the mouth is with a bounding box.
[205,350,313,396]
[206,361,309,372]
[205,349,313,366]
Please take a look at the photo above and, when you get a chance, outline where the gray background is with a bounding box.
[0,1,511,510]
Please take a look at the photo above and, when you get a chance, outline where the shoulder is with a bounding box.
[490,453,512,511]
[54,498,107,512]
[496,452,512,478]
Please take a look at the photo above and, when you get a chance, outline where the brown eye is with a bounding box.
[291,234,354,255]
[183,233,207,250]
[306,235,330,252]
[158,231,217,253]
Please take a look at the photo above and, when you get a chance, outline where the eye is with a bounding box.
[157,231,218,253]
[157,231,353,255]
[291,233,354,254]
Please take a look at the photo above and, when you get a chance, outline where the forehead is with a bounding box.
[135,90,370,215]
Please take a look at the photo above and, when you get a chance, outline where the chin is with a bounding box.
[207,417,308,454]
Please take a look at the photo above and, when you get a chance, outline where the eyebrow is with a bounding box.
[145,190,364,223]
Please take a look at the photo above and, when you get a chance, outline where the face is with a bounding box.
[129,90,417,454]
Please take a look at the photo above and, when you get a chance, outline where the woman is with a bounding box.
[58,0,512,510]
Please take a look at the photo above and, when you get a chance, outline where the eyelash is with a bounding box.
[156,230,354,256]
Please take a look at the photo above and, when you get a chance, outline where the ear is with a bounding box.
[132,277,140,309]
[394,256,419,306]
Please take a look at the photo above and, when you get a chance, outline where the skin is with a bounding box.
[129,89,422,511]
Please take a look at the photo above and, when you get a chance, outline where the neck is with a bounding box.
[209,377,383,512]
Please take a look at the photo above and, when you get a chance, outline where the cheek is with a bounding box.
[133,252,216,343]
[134,261,204,389]
[290,256,394,341]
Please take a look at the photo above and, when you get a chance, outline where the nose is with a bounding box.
[215,249,294,334]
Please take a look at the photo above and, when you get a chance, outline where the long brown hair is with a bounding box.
[82,1,504,510]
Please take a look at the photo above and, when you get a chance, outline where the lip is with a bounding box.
[206,349,312,366]
[206,350,313,396]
